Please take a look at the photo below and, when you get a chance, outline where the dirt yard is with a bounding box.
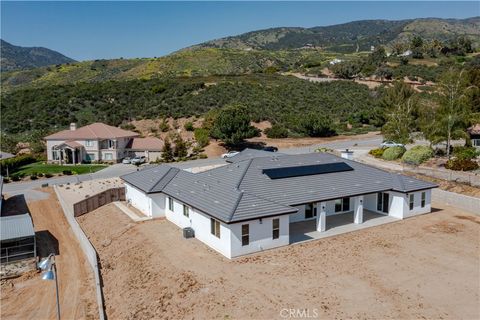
[0,188,98,320]
[78,202,479,319]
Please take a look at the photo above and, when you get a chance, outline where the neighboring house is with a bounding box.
[44,122,163,164]
[121,150,437,259]
[467,124,480,149]
[125,137,164,162]
[0,151,15,161]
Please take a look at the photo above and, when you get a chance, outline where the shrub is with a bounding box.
[445,159,479,171]
[3,177,11,183]
[45,173,53,178]
[62,170,73,175]
[401,146,434,165]
[198,153,208,159]
[369,148,385,158]
[11,175,21,182]
[30,174,38,180]
[264,124,289,138]
[382,146,406,161]
[0,154,36,176]
[194,128,210,148]
[37,172,44,177]
[184,121,194,131]
[452,146,479,160]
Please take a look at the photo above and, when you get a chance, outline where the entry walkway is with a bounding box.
[113,201,151,222]
[289,210,398,244]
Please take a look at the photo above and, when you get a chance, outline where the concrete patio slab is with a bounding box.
[289,210,399,244]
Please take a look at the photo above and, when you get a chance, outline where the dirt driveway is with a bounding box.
[77,202,479,319]
[0,188,97,320]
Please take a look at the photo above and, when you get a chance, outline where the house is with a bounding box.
[467,124,480,149]
[121,150,437,259]
[44,122,163,164]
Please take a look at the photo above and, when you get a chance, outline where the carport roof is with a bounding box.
[0,213,35,241]
[121,152,437,224]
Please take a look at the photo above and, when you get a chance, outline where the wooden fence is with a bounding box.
[73,187,125,217]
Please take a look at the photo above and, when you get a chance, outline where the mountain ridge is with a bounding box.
[184,17,480,52]
[0,39,76,71]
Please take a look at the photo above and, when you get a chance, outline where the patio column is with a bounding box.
[354,196,364,224]
[316,202,326,232]
[72,148,76,165]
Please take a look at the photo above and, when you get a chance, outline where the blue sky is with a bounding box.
[1,1,478,61]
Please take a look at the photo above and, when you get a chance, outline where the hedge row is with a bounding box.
[0,155,36,176]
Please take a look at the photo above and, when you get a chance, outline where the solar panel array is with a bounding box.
[262,162,354,179]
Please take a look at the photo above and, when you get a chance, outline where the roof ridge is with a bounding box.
[235,158,254,189]
[228,191,244,222]
[392,173,406,192]
[148,167,181,192]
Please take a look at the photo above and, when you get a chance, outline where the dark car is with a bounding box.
[262,146,278,152]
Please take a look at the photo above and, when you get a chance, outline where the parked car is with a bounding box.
[122,157,131,164]
[262,146,278,152]
[380,141,404,148]
[130,156,146,165]
[221,151,240,159]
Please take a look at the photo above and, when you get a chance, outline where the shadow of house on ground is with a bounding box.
[1,194,30,216]
[35,230,60,257]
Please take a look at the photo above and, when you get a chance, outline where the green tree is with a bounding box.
[299,113,336,137]
[173,134,188,158]
[264,124,289,138]
[330,60,362,79]
[161,138,174,162]
[426,69,474,158]
[0,134,19,154]
[381,81,418,144]
[410,36,424,59]
[194,128,210,148]
[210,105,259,145]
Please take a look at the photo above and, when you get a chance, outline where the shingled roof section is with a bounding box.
[121,152,437,224]
[226,148,283,163]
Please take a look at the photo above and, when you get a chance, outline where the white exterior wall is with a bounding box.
[150,193,166,218]
[125,183,152,216]
[230,215,290,258]
[404,189,431,218]
[165,196,232,258]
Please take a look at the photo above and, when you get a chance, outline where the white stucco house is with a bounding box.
[44,122,164,164]
[121,150,437,259]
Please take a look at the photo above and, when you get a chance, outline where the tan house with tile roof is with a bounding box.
[45,122,163,164]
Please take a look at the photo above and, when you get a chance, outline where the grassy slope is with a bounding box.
[0,49,358,92]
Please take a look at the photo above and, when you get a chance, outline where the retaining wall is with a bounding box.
[54,186,105,320]
[432,188,480,215]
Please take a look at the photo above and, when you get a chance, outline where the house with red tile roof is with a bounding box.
[45,122,164,164]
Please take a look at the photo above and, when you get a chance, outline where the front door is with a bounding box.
[382,193,389,214]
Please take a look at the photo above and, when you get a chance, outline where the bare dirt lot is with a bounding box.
[0,188,98,320]
[78,202,480,319]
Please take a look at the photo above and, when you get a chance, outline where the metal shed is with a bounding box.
[0,213,36,264]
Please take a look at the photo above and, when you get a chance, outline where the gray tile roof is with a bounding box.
[226,148,283,163]
[121,166,180,193]
[0,213,35,241]
[121,152,437,223]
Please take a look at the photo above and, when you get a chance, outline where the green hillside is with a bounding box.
[186,17,480,52]
[1,74,381,135]
[1,49,352,92]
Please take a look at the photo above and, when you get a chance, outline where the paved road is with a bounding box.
[3,135,384,199]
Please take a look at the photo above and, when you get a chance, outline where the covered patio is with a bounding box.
[289,209,398,244]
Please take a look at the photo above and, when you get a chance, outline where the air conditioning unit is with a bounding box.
[183,227,195,239]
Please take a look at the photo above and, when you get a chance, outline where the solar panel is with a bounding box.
[262,162,354,179]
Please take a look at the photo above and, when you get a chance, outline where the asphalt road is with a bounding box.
[3,135,384,199]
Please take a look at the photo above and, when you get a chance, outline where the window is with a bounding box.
[335,197,350,212]
[85,140,94,147]
[183,204,189,217]
[472,139,480,147]
[409,194,415,210]
[241,224,249,246]
[421,192,426,208]
[104,153,113,160]
[272,218,280,239]
[52,150,60,160]
[305,203,316,219]
[108,139,116,149]
[210,218,221,238]
[168,197,174,211]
